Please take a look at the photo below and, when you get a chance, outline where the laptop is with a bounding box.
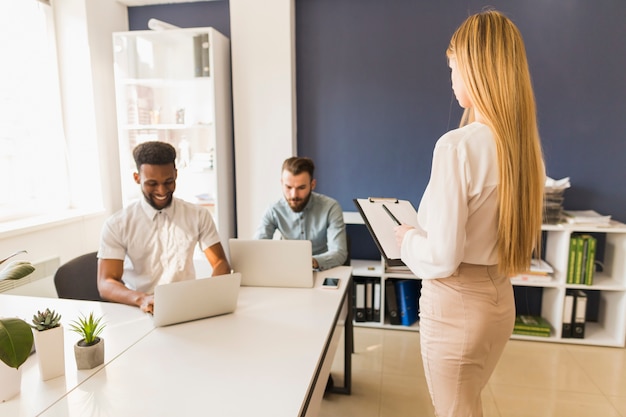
[152,272,241,327]
[228,239,314,288]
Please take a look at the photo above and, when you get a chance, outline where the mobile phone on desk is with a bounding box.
[322,277,340,289]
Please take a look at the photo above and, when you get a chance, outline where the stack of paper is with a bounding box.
[510,259,554,283]
[563,210,611,225]
[544,177,570,224]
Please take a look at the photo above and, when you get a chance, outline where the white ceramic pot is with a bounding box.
[74,337,104,370]
[33,325,65,381]
[0,361,22,402]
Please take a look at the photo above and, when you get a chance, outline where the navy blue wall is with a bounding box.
[128,1,230,36]
[296,0,626,224]
[129,1,626,240]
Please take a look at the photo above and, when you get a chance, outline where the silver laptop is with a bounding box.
[228,239,314,288]
[152,272,241,327]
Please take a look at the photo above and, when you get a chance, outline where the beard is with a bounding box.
[143,191,173,211]
[286,193,311,213]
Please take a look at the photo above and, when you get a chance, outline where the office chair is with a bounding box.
[54,252,103,301]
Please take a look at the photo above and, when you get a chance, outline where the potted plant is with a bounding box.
[30,308,65,381]
[0,250,35,282]
[69,312,106,370]
[0,250,36,401]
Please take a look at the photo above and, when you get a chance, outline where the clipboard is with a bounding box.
[353,198,419,267]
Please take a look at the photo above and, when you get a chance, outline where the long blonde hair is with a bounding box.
[447,10,545,276]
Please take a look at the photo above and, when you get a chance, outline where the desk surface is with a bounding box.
[0,295,153,416]
[1,267,351,417]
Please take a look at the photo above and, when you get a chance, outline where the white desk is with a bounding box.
[0,295,153,416]
[2,267,352,417]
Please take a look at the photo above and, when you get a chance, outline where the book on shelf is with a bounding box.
[354,280,366,322]
[512,329,552,337]
[396,279,420,326]
[513,315,551,337]
[353,278,381,323]
[529,259,554,274]
[567,236,578,284]
[566,234,597,285]
[385,279,401,325]
[510,259,554,283]
[584,235,597,286]
[373,281,381,322]
[563,210,611,225]
[365,279,373,321]
[572,290,587,338]
[574,235,585,284]
[510,273,553,284]
[561,291,575,338]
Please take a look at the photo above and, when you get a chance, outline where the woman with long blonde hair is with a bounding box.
[394,9,544,417]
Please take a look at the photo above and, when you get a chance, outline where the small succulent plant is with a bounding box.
[69,312,105,346]
[31,308,62,332]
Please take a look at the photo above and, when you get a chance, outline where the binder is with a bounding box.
[353,198,419,267]
[579,235,589,285]
[572,290,587,338]
[561,291,574,338]
[385,279,401,325]
[396,279,419,326]
[584,235,597,285]
[566,236,577,284]
[373,281,381,322]
[573,235,584,284]
[354,280,366,322]
[365,279,373,321]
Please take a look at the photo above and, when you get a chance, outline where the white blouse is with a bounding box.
[401,122,499,279]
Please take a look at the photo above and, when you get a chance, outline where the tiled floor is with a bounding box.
[320,327,626,417]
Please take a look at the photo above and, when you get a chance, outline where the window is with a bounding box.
[0,1,70,222]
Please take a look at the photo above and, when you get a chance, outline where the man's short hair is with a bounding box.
[133,141,176,171]
[282,156,315,179]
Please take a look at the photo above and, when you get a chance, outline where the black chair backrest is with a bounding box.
[54,252,102,301]
[343,234,351,266]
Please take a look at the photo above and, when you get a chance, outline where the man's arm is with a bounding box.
[253,206,278,239]
[204,242,231,276]
[314,202,348,270]
[97,258,154,313]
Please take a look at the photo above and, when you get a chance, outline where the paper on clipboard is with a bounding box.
[353,198,419,267]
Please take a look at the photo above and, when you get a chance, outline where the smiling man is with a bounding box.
[254,156,348,271]
[97,141,230,313]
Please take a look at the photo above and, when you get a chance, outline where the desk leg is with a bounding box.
[328,276,353,395]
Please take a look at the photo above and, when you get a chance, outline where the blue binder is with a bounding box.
[396,280,419,326]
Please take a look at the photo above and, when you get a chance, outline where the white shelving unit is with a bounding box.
[347,211,626,347]
[112,27,234,246]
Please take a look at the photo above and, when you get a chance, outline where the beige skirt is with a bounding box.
[419,263,515,417]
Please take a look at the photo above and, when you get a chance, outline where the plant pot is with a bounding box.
[33,325,65,381]
[0,361,22,402]
[73,337,104,370]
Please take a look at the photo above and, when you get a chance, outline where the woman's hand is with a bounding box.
[394,224,415,248]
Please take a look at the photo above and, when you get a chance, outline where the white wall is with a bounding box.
[2,0,299,288]
[0,0,127,275]
[230,0,297,238]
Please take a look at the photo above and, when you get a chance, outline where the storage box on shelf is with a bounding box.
[347,213,626,347]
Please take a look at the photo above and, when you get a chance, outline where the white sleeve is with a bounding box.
[400,141,468,279]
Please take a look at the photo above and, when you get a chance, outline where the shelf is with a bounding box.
[510,277,559,288]
[350,222,626,347]
[351,259,381,277]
